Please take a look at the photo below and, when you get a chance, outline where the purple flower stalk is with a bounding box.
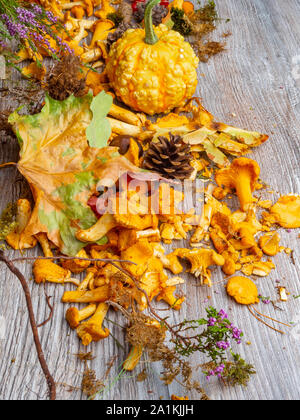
[16,7,37,26]
[45,10,58,24]
[32,5,43,15]
[1,14,28,37]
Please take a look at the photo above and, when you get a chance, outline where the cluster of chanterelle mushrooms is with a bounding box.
[6,0,300,372]
[5,89,300,371]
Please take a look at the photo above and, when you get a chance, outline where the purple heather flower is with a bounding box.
[32,5,43,15]
[258,294,271,304]
[1,14,28,38]
[45,10,58,24]
[16,7,37,26]
[218,309,228,320]
[205,364,225,380]
[216,341,230,350]
[208,317,217,326]
[231,327,242,339]
[215,365,224,374]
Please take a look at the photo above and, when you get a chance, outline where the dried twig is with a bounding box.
[37,283,54,328]
[0,251,56,400]
[106,263,191,346]
[9,255,137,265]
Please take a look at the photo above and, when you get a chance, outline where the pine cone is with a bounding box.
[106,22,138,51]
[134,3,168,25]
[143,134,194,180]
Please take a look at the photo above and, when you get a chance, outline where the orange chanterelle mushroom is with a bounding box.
[269,195,300,228]
[215,158,260,211]
[226,276,259,305]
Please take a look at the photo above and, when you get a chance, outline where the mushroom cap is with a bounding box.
[61,249,91,273]
[215,157,260,191]
[33,259,71,284]
[226,276,259,305]
[175,248,225,271]
[231,157,260,185]
[66,307,80,329]
[258,232,281,256]
[269,195,300,228]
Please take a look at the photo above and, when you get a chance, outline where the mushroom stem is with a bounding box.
[62,285,110,303]
[123,345,143,371]
[76,303,110,345]
[76,213,117,243]
[136,228,160,240]
[62,2,84,9]
[235,169,254,211]
[35,233,53,258]
[109,104,142,127]
[107,117,142,137]
[77,271,95,291]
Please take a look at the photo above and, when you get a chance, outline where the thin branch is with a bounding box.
[247,305,285,335]
[0,251,56,400]
[252,306,291,328]
[37,283,54,328]
[10,255,137,265]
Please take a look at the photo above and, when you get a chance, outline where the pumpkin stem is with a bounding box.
[144,0,160,45]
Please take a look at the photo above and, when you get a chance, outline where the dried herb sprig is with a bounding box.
[222,352,256,386]
[189,0,228,62]
[123,308,208,398]
[81,368,104,400]
[173,307,243,361]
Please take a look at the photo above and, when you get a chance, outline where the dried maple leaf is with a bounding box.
[8,93,140,256]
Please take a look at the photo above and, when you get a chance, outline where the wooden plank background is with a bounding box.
[0,0,300,400]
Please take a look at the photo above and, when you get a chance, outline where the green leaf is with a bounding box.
[86,91,113,149]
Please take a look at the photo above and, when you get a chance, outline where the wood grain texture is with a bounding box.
[0,0,300,400]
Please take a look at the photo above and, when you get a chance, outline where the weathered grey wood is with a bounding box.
[0,0,300,400]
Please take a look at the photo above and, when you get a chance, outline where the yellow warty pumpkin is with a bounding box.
[106,0,199,115]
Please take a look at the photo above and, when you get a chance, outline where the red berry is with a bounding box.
[160,1,169,8]
[132,1,138,12]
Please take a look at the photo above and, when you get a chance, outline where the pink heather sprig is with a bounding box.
[172,306,254,385]
[258,294,271,305]
[1,13,28,38]
[174,306,244,361]
[206,364,225,381]
[0,0,73,65]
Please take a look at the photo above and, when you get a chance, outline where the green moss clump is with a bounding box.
[0,202,17,241]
